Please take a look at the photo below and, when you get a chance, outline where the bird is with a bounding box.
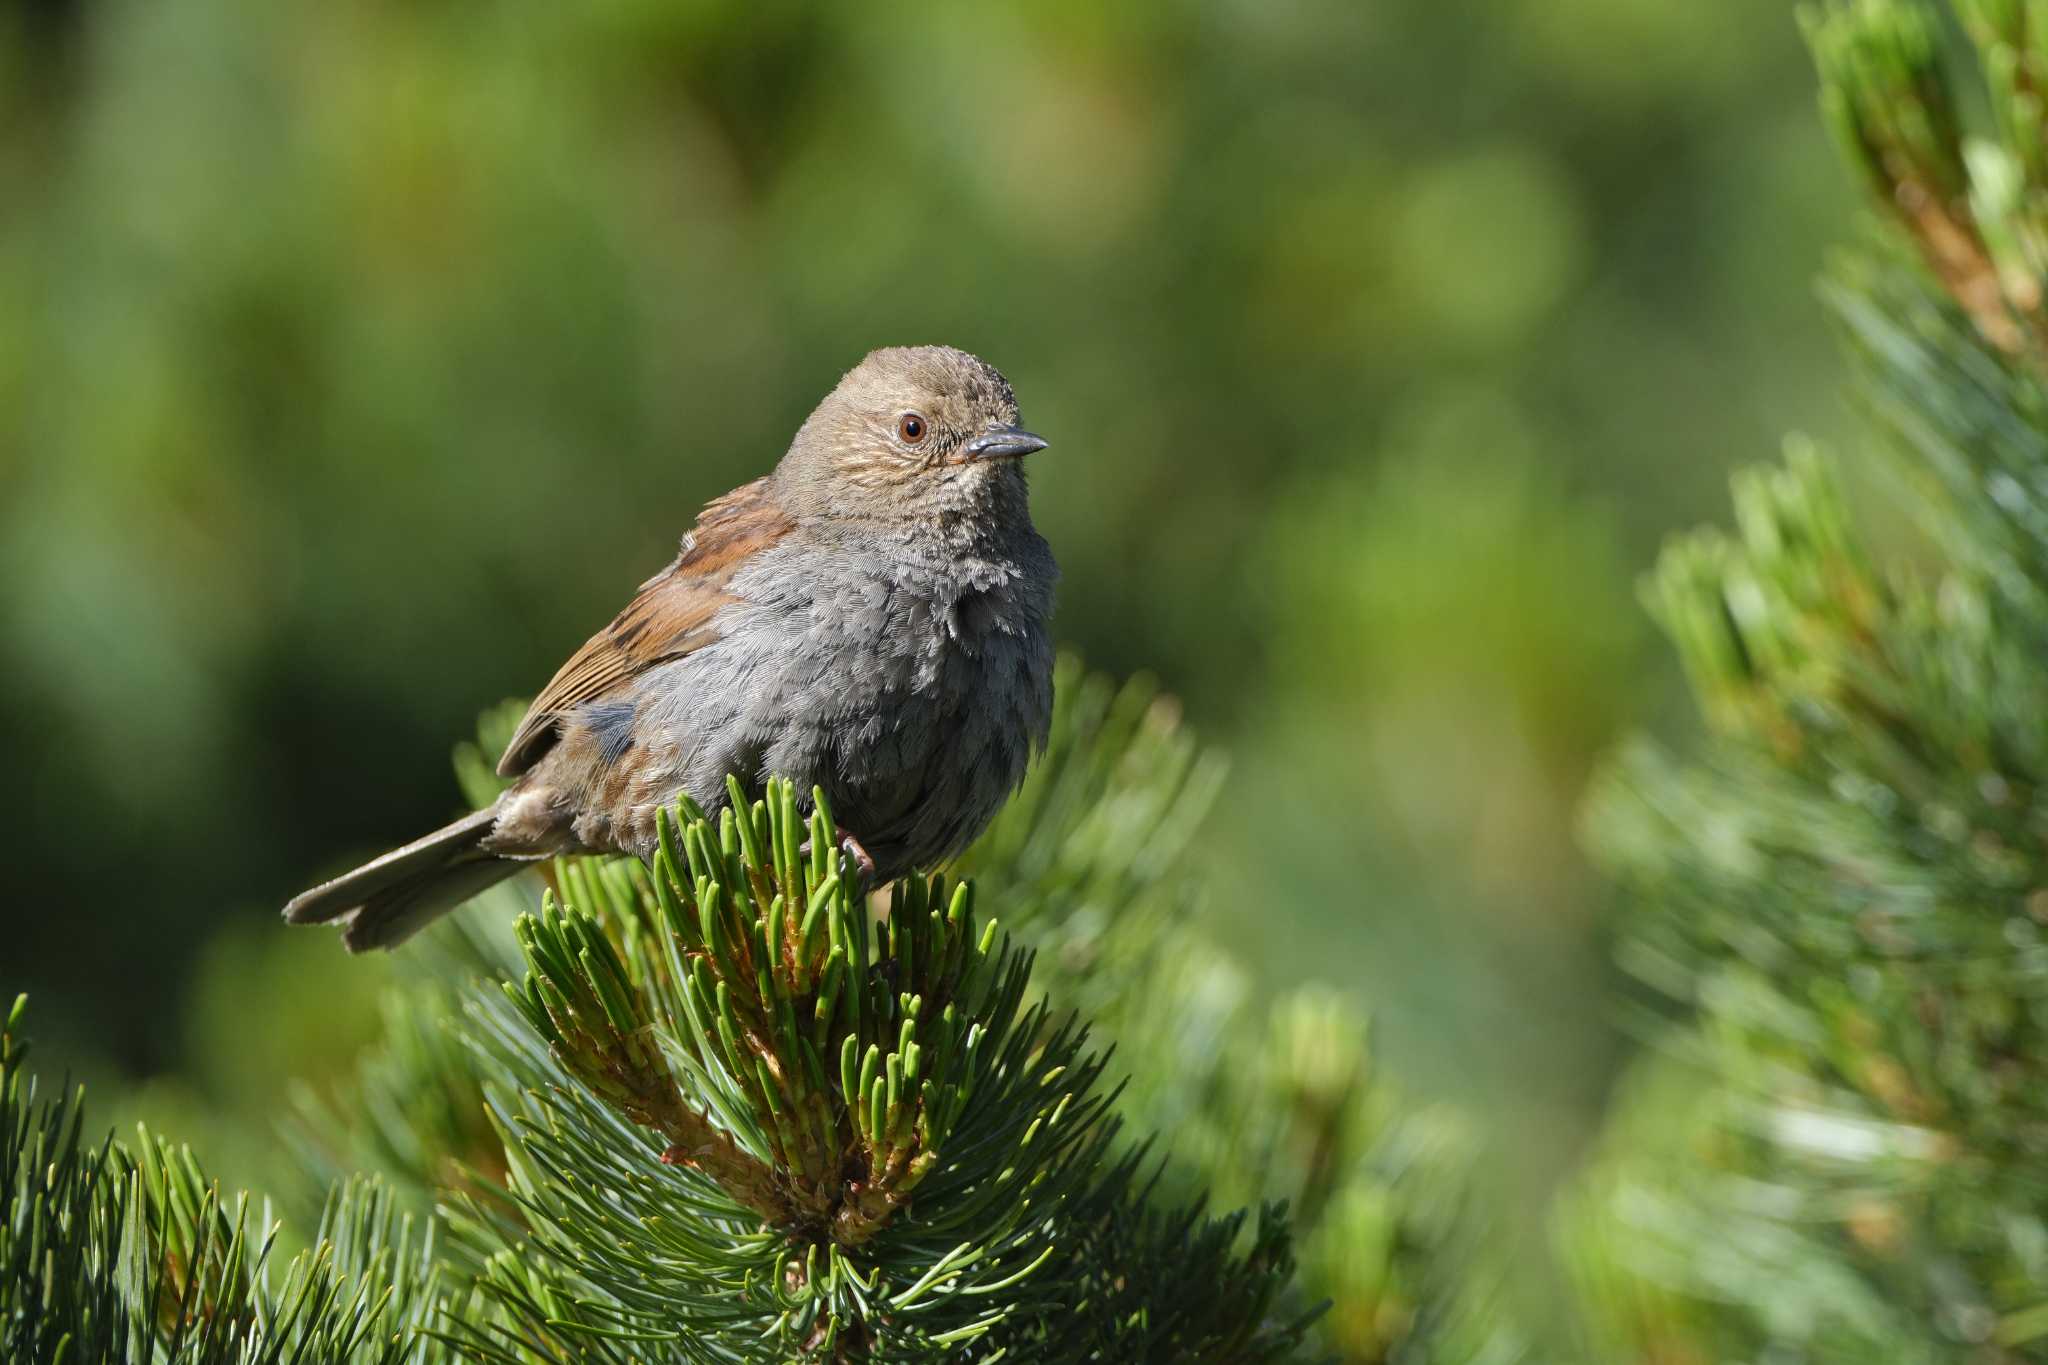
[284,345,1057,952]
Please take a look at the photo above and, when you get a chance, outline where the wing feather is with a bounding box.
[496,477,792,777]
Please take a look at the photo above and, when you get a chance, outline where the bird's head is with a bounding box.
[775,346,1047,526]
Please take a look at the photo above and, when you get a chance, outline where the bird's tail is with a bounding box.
[282,804,524,952]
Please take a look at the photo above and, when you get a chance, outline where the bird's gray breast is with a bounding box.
[629,533,1054,875]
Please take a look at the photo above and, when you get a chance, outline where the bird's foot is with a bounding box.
[837,829,878,885]
[802,825,877,887]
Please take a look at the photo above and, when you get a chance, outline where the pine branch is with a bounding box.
[265,663,1484,1361]
[1,995,464,1364]
[422,776,1309,1361]
[1577,7,2048,1357]
[1806,0,2048,353]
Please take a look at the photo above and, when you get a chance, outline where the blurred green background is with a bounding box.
[0,0,1853,1276]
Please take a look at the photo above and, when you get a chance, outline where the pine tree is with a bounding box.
[4,661,1495,1363]
[1573,1,2048,1358]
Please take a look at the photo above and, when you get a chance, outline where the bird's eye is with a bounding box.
[898,413,927,444]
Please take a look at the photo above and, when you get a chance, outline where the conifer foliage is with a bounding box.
[5,664,1386,1362]
[1576,1,2048,1358]
[1,993,466,1364]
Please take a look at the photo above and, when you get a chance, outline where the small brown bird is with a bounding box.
[285,346,1056,951]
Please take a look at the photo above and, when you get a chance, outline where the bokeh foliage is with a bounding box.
[0,1,1844,1162]
[0,0,1920,1356]
[1572,1,2048,1358]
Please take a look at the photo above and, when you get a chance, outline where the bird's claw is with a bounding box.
[838,830,878,885]
[800,825,878,887]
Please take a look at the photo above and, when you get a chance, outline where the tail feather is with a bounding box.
[283,805,522,952]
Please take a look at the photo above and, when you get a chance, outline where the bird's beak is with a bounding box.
[960,425,1049,462]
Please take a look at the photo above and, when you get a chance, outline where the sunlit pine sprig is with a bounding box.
[503,777,1049,1247]
[1805,0,2048,353]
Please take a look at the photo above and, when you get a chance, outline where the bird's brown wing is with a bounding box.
[496,477,794,777]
